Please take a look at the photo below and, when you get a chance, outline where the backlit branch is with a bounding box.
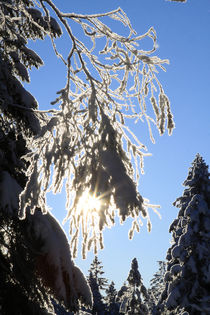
[19,1,174,258]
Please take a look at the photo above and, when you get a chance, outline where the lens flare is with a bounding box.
[77,190,101,213]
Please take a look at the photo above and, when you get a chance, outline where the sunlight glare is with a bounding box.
[77,190,101,213]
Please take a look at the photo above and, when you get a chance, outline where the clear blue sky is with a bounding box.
[25,0,210,289]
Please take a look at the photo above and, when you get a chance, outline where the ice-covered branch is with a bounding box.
[15,1,175,257]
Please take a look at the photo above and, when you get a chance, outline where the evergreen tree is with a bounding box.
[0,209,54,315]
[148,261,166,312]
[89,256,108,292]
[87,256,109,314]
[156,154,210,314]
[88,271,105,315]
[117,283,129,314]
[0,131,54,314]
[104,281,119,314]
[119,258,149,314]
[52,300,73,315]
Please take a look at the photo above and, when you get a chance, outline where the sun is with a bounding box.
[77,190,102,213]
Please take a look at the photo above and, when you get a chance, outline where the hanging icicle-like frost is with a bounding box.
[19,1,174,257]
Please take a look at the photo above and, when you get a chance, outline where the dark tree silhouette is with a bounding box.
[105,281,119,314]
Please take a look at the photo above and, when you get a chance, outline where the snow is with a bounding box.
[166,286,181,309]
[73,266,92,307]
[49,17,62,37]
[27,210,92,309]
[170,264,181,276]
[100,148,144,220]
[15,61,29,82]
[0,171,22,214]
[28,8,43,20]
[187,256,197,274]
[119,295,129,313]
[171,245,181,259]
[22,47,43,67]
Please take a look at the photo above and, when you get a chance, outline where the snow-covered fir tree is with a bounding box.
[86,256,109,314]
[148,261,166,313]
[88,256,108,291]
[0,190,53,314]
[119,258,149,314]
[0,131,92,314]
[117,282,129,313]
[104,281,120,314]
[88,271,105,315]
[156,154,210,315]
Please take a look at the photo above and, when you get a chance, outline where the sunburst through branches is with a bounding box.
[17,1,174,258]
[77,191,102,214]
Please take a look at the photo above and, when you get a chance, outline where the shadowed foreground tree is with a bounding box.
[0,201,53,315]
[0,133,91,314]
[0,0,175,312]
[155,155,210,314]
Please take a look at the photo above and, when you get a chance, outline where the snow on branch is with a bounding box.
[19,1,174,257]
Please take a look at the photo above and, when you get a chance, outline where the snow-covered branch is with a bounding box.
[0,0,174,258]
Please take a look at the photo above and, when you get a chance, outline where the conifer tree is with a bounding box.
[148,261,166,312]
[88,256,108,291]
[0,132,55,313]
[88,271,105,315]
[119,258,149,314]
[156,154,210,314]
[87,256,109,314]
[0,207,54,315]
[104,281,119,314]
[117,282,129,313]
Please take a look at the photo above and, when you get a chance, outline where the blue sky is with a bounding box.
[26,0,210,288]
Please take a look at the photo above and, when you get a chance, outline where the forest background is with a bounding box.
[24,0,210,289]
